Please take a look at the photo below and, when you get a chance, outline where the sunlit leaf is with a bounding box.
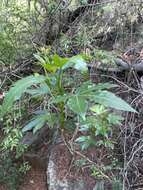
[107,114,124,125]
[90,105,107,115]
[62,55,88,72]
[92,91,137,112]
[43,63,58,73]
[67,95,88,115]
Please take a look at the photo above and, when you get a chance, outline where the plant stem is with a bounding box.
[57,69,65,129]
[60,103,65,129]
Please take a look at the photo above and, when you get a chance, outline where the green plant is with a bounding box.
[0,154,20,190]
[0,107,29,189]
[76,104,123,150]
[74,25,92,48]
[0,0,45,65]
[1,126,27,158]
[0,153,30,190]
[1,106,28,158]
[0,50,136,188]
[93,49,117,65]
[0,50,136,136]
[19,161,31,174]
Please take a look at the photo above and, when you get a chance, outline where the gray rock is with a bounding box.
[47,143,88,190]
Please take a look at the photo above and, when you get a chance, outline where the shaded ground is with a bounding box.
[0,167,47,190]
[19,167,47,190]
[18,141,49,190]
[0,131,49,190]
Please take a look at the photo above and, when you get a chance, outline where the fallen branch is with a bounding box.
[88,59,143,72]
